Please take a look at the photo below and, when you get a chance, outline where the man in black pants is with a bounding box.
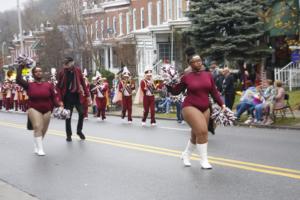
[57,57,91,142]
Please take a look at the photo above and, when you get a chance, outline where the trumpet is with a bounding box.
[126,79,135,85]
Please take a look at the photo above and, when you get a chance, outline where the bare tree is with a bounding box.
[58,0,102,73]
[37,25,69,73]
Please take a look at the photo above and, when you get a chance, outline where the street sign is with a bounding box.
[291,49,300,63]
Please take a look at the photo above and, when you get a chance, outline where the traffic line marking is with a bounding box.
[1,120,300,180]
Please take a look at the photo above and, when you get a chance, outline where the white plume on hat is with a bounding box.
[92,76,97,81]
[83,68,88,76]
[96,71,102,78]
[51,68,56,76]
[122,66,130,76]
[122,66,130,74]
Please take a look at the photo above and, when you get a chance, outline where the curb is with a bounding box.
[1,110,300,131]
[236,122,300,131]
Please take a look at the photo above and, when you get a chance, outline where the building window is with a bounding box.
[85,25,88,41]
[186,0,190,11]
[101,19,104,39]
[158,43,175,61]
[140,7,145,29]
[113,16,117,35]
[90,24,93,40]
[126,12,130,34]
[95,20,98,40]
[168,0,173,20]
[119,13,123,35]
[133,8,136,31]
[148,2,152,26]
[106,17,110,32]
[163,0,167,22]
[157,1,161,25]
[176,0,182,19]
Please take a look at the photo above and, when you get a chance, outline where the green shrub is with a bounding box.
[99,69,115,87]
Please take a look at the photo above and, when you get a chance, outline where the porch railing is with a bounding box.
[274,62,300,91]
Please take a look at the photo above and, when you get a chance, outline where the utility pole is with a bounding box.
[2,42,6,66]
[17,0,24,55]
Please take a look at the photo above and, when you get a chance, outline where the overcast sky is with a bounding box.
[0,0,28,12]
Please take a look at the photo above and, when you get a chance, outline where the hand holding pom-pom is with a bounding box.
[53,107,71,120]
[211,104,236,126]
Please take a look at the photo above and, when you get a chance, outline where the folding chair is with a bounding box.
[272,94,295,121]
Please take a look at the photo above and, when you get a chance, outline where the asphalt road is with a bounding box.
[0,111,299,200]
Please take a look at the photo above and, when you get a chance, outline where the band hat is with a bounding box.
[144,66,153,74]
[92,77,97,81]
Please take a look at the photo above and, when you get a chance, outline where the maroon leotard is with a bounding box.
[169,70,223,112]
[17,68,58,113]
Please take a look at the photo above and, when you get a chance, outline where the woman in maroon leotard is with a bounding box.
[16,61,60,156]
[168,52,225,169]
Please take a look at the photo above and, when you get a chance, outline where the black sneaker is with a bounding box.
[77,132,86,140]
[66,136,72,142]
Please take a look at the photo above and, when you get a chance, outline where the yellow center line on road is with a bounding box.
[1,120,300,180]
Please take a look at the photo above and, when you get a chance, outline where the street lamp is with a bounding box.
[17,0,24,54]
[2,42,6,66]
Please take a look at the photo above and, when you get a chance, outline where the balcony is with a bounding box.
[100,0,130,9]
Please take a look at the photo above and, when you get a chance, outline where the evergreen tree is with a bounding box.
[186,0,272,63]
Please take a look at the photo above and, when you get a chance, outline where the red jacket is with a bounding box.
[56,67,90,103]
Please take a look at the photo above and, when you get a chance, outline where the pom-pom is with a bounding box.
[211,104,236,126]
[53,107,71,120]
[161,63,180,86]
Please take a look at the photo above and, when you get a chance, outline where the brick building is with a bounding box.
[8,23,53,66]
[82,0,191,78]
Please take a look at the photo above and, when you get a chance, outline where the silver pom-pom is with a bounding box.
[53,107,71,120]
[161,63,180,85]
[211,104,236,126]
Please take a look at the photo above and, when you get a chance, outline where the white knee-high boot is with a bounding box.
[35,136,45,156]
[33,137,38,154]
[196,143,212,169]
[180,140,196,167]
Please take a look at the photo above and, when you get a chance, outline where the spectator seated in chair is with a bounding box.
[272,80,295,120]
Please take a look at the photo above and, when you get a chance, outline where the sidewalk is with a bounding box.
[105,104,300,130]
[0,180,39,200]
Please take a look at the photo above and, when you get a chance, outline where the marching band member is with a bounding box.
[82,69,90,120]
[90,77,98,117]
[118,67,135,123]
[13,82,21,111]
[0,83,3,110]
[93,74,108,121]
[4,77,13,111]
[140,67,157,126]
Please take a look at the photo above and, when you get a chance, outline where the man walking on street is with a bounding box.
[57,57,91,142]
